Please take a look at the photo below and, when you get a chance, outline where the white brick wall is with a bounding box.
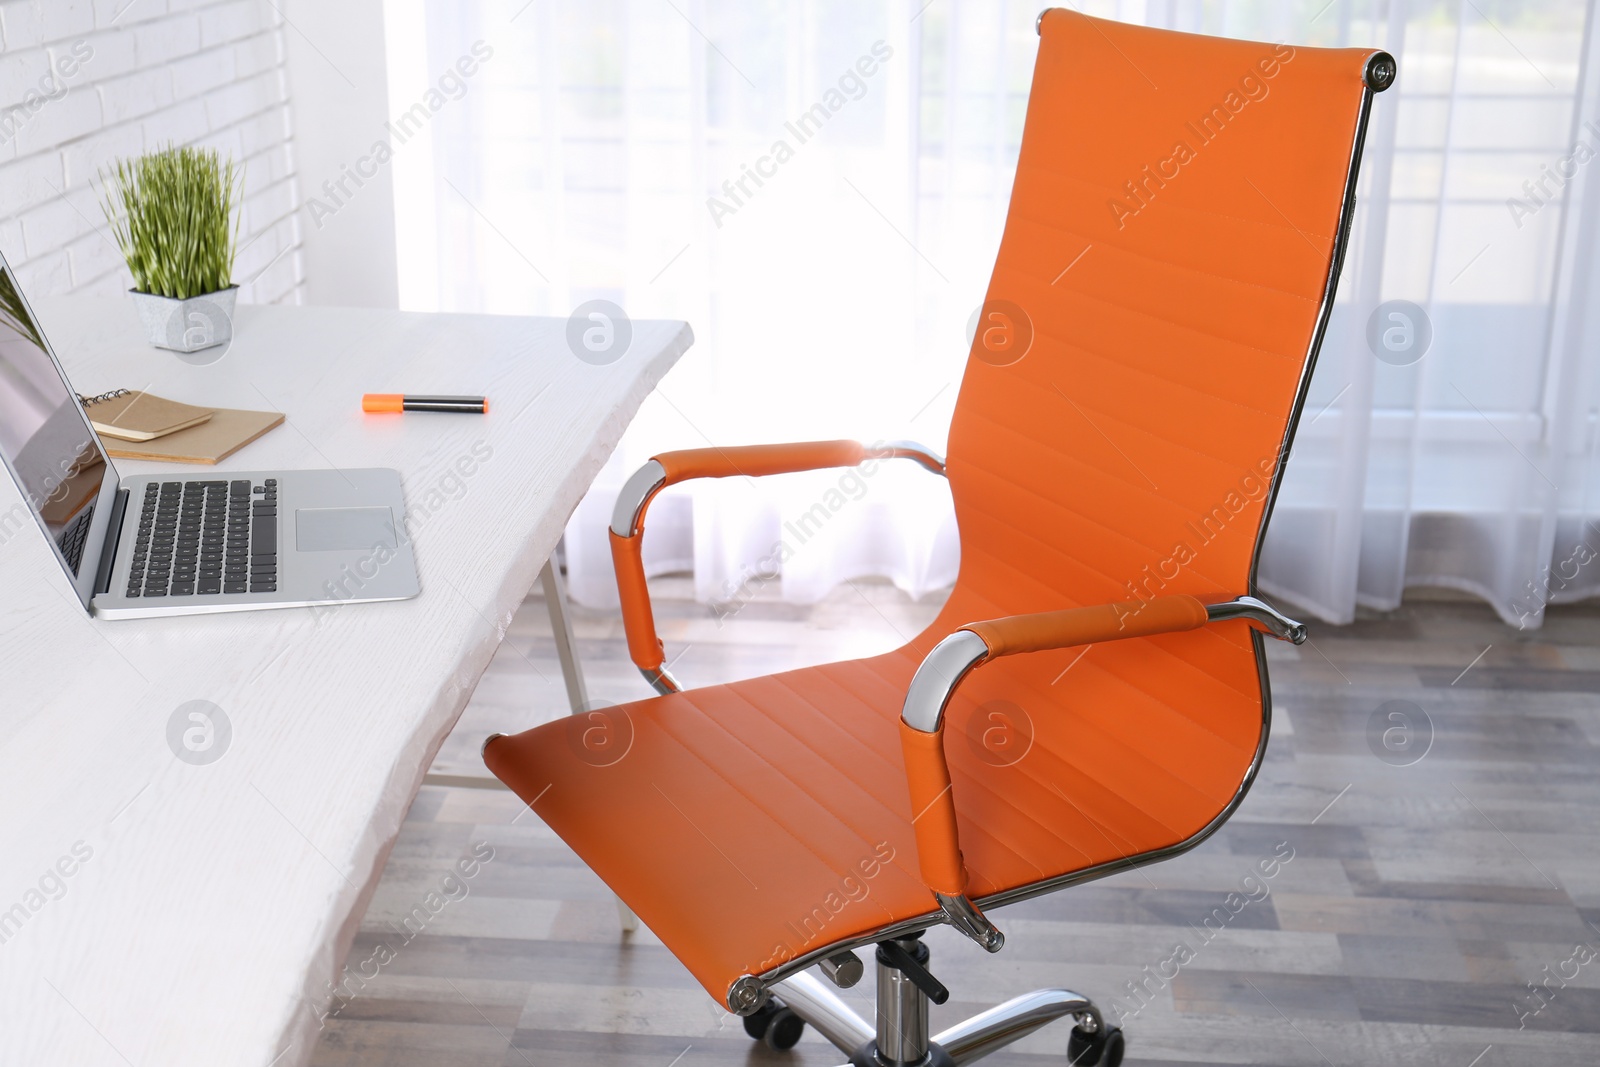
[0,0,304,305]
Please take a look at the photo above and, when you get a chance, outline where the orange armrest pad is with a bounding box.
[610,529,664,671]
[610,440,870,675]
[655,440,867,483]
[899,721,968,896]
[961,594,1209,658]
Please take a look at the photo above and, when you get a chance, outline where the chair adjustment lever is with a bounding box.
[876,939,950,1004]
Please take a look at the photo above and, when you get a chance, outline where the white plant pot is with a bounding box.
[130,285,238,353]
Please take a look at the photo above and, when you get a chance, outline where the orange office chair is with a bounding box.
[485,12,1394,1066]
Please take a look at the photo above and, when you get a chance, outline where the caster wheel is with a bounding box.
[742,1002,775,1040]
[742,1001,806,1050]
[1068,1024,1123,1067]
[763,1007,806,1050]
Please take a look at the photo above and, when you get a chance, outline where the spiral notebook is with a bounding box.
[79,388,214,441]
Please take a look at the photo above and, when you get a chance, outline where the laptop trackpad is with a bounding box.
[295,507,398,551]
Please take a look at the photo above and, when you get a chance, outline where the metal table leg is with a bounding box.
[539,555,589,714]
[425,546,640,933]
[539,551,638,934]
[422,548,588,791]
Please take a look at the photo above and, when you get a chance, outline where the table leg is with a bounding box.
[539,552,639,934]
[539,556,589,715]
[421,551,587,791]
[421,552,640,932]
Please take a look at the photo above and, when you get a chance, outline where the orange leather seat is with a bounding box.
[486,10,1390,1013]
[486,584,1261,999]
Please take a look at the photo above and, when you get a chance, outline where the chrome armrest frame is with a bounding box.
[611,458,670,538]
[608,443,946,540]
[640,665,683,694]
[1204,595,1308,645]
[608,442,946,694]
[935,890,1005,953]
[872,440,947,477]
[902,629,990,733]
[899,629,1004,950]
[897,594,1305,950]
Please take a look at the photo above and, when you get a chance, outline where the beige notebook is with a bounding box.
[102,406,285,465]
[79,388,214,441]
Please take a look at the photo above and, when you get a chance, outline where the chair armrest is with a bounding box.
[897,593,1304,950]
[901,596,1210,734]
[608,439,946,693]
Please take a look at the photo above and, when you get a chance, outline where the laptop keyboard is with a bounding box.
[125,478,278,598]
[57,505,94,574]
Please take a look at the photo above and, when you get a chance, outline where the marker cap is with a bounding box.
[362,393,405,413]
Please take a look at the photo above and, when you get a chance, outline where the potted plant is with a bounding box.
[100,145,241,353]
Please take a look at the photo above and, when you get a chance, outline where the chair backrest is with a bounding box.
[946,11,1391,618]
[914,15,1392,901]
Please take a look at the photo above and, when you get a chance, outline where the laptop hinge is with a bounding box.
[94,487,130,596]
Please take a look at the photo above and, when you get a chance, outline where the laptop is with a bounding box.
[0,251,419,620]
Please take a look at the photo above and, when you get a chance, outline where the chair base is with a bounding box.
[765,936,1114,1067]
[842,1040,957,1067]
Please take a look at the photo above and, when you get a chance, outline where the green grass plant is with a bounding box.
[101,145,240,300]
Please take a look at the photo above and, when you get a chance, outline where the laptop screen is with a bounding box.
[0,257,117,605]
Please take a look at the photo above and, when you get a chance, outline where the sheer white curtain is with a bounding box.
[1246,0,1600,628]
[387,0,1600,629]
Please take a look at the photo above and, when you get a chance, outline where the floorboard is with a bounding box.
[311,579,1600,1066]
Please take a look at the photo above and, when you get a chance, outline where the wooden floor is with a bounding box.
[310,578,1600,1067]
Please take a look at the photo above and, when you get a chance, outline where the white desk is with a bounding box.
[0,298,692,1066]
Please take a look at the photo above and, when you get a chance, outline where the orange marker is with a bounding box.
[362,394,487,414]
